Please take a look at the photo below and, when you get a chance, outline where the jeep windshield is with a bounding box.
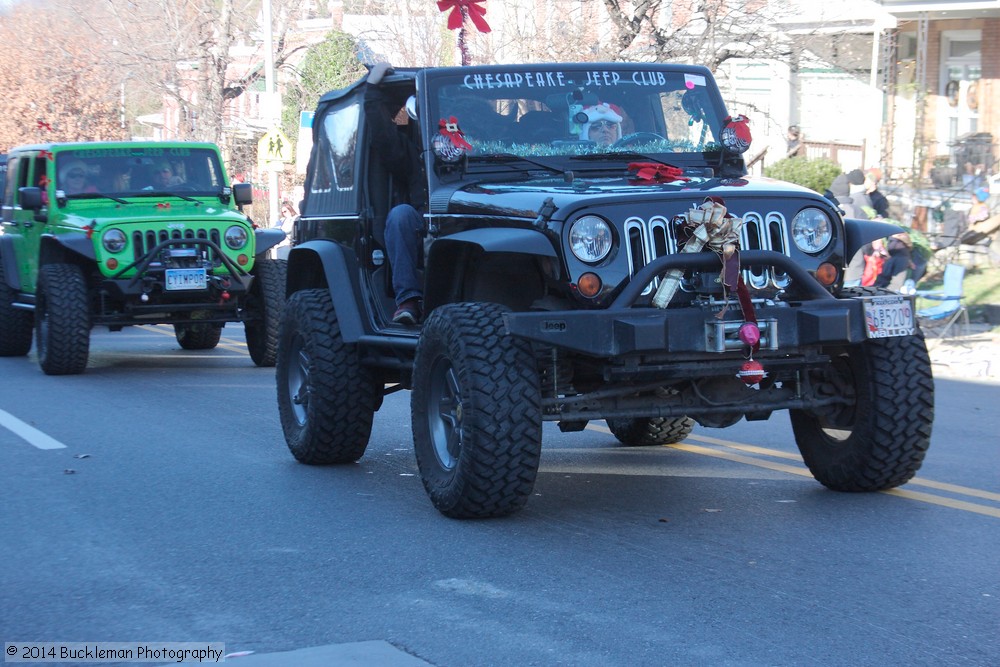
[55,147,227,199]
[425,64,726,172]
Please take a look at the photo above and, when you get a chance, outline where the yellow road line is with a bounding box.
[882,488,1000,519]
[586,423,1000,516]
[688,434,1000,502]
[140,325,248,354]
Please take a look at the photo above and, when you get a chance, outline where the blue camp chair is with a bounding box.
[916,263,969,338]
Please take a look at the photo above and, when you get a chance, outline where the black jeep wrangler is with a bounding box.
[278,62,933,518]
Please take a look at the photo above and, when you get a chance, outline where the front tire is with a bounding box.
[35,263,90,375]
[276,289,377,464]
[790,327,934,491]
[412,302,542,519]
[245,258,286,367]
[607,416,695,446]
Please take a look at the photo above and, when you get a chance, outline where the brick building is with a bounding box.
[877,1,1000,232]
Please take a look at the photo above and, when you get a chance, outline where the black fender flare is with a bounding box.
[0,235,19,290]
[286,240,367,343]
[40,233,96,265]
[254,228,286,254]
[844,218,905,260]
[428,228,558,259]
[0,234,21,290]
[424,227,557,307]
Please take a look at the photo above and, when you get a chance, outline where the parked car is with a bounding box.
[0,141,286,374]
[278,62,934,518]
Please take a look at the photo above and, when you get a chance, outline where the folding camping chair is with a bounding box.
[916,263,970,338]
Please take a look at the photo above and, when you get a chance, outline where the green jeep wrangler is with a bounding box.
[0,141,286,374]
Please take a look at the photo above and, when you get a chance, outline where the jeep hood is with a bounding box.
[55,201,251,230]
[436,175,824,220]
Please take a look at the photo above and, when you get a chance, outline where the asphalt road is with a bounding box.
[1,325,998,667]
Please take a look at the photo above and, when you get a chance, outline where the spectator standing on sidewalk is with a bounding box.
[874,232,914,292]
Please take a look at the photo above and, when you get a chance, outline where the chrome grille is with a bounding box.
[623,210,790,295]
[131,228,222,265]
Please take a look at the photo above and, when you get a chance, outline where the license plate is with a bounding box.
[863,295,915,338]
[165,268,207,291]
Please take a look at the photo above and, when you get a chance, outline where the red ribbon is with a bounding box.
[38,150,54,161]
[37,120,52,131]
[438,117,472,150]
[628,162,689,183]
[437,0,491,33]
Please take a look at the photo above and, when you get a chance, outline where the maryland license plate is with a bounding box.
[165,268,207,291]
[863,295,915,338]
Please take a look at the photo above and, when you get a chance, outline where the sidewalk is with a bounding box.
[924,322,1000,381]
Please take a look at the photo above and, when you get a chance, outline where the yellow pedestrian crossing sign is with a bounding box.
[258,128,292,163]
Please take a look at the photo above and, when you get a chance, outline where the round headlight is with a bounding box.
[791,208,833,254]
[102,229,127,253]
[224,225,249,250]
[569,215,613,263]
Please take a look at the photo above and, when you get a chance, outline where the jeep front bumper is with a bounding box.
[502,250,870,357]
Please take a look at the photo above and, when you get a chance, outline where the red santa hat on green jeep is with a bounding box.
[578,103,623,142]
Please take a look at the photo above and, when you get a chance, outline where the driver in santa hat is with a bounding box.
[578,103,623,145]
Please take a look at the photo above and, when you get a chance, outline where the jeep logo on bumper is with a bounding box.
[542,319,567,332]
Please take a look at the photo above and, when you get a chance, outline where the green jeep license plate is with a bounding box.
[165,268,207,291]
[863,295,915,338]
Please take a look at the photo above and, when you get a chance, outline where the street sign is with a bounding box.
[258,128,292,163]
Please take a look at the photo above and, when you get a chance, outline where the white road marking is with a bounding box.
[0,409,67,450]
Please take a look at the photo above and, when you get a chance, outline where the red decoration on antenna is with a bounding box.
[37,120,53,131]
[438,0,490,66]
[437,0,490,33]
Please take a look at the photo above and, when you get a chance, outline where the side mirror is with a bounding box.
[232,182,252,207]
[19,186,43,210]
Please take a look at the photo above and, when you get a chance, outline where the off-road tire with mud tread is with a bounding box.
[0,259,34,356]
[36,263,91,375]
[790,286,934,491]
[174,323,223,350]
[607,416,696,446]
[245,258,286,367]
[411,302,542,519]
[276,288,377,464]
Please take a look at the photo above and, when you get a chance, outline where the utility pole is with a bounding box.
[262,0,280,227]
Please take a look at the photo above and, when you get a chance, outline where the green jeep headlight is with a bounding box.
[102,229,127,253]
[224,225,248,250]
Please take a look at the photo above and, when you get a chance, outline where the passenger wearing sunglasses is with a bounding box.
[578,103,623,146]
[58,160,96,195]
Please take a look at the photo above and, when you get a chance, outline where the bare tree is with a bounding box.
[0,3,124,151]
[68,0,308,145]
[600,0,800,70]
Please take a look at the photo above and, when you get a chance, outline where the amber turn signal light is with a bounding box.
[577,272,603,298]
[815,262,838,286]
[106,258,118,270]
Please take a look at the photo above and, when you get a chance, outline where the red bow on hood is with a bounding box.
[437,0,491,33]
[628,162,690,183]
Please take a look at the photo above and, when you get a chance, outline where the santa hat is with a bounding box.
[578,103,623,141]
